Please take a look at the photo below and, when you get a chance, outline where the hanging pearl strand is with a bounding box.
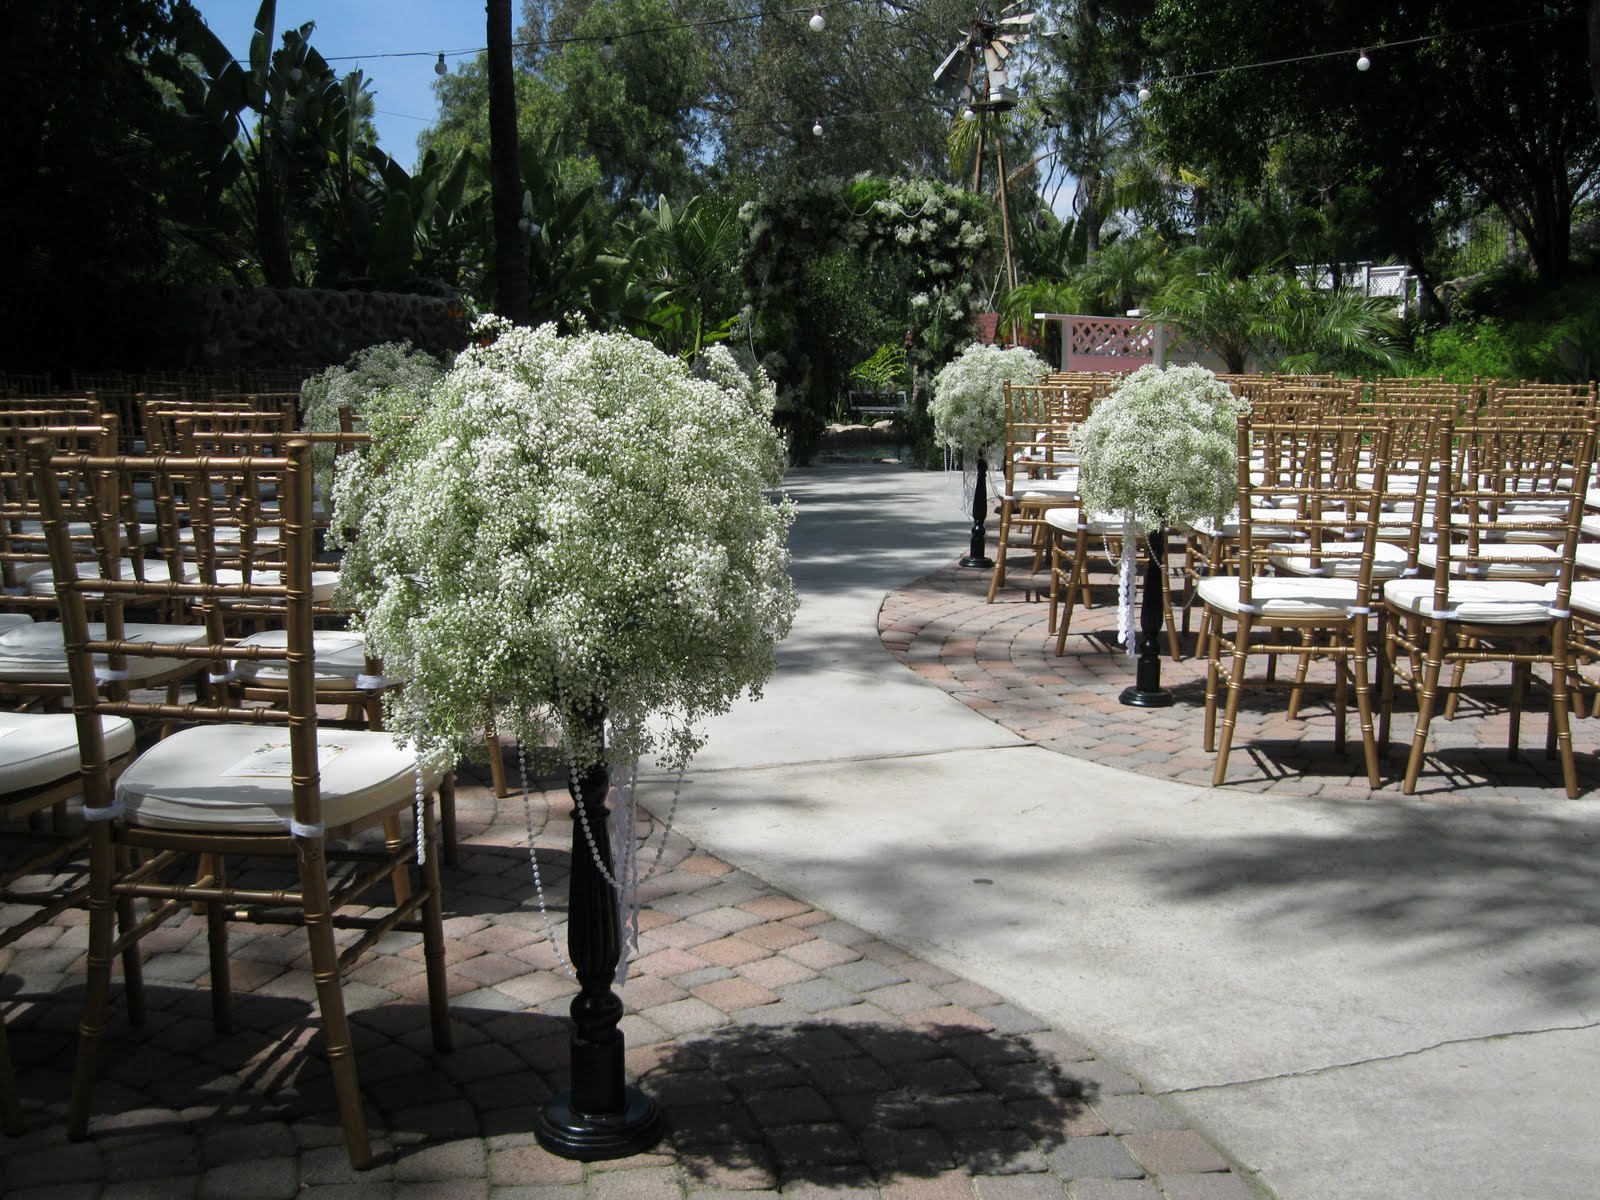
[519,735,576,980]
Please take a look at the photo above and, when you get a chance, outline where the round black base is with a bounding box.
[1119,685,1175,708]
[534,1087,664,1161]
[959,554,994,569]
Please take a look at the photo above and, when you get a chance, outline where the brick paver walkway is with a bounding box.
[882,545,1599,802]
[2,754,1263,1199]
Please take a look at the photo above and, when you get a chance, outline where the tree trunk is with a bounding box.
[487,0,529,324]
[1590,0,1600,125]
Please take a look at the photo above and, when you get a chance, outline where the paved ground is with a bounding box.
[3,689,1256,1191]
[883,551,1600,802]
[653,463,1600,1200]
[9,460,1600,1200]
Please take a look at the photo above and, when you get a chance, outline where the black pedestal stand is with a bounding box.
[960,455,993,569]
[1120,529,1175,708]
[535,729,663,1160]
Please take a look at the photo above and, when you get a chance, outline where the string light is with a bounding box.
[961,106,977,122]
[600,37,615,62]
[1356,49,1372,71]
[434,52,447,76]
[1137,83,1151,102]
[812,118,824,136]
[810,8,826,32]
[288,66,302,82]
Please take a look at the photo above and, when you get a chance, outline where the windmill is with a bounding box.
[934,2,1036,296]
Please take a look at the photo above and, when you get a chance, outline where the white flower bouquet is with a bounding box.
[1077,364,1241,532]
[929,342,1051,459]
[300,341,446,491]
[331,319,799,773]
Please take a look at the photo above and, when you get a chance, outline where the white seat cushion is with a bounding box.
[0,621,211,684]
[1576,544,1600,575]
[12,519,159,547]
[212,569,340,604]
[178,524,283,546]
[1269,540,1411,580]
[1416,542,1562,580]
[116,725,427,833]
[1190,509,1306,538]
[0,613,34,632]
[1043,508,1138,538]
[232,629,391,690]
[1196,575,1361,620]
[27,557,191,597]
[0,712,135,794]
[1383,578,1557,625]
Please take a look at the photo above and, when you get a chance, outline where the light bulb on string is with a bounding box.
[600,37,615,62]
[434,52,447,76]
[812,118,824,137]
[288,65,302,82]
[1137,83,1151,103]
[809,8,825,32]
[1356,49,1371,71]
[961,106,976,122]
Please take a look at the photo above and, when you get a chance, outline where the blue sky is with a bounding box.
[191,1,491,168]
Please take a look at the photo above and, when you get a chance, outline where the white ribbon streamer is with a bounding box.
[1117,516,1138,656]
[83,800,125,822]
[94,667,130,684]
[288,818,325,839]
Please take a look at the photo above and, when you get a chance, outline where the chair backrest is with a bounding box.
[1423,415,1597,613]
[29,439,325,826]
[0,418,123,605]
[1234,417,1393,605]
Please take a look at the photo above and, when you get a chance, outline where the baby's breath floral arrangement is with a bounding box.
[929,342,1051,459]
[300,341,446,490]
[331,319,799,773]
[1077,363,1242,532]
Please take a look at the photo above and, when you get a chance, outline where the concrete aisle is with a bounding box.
[644,462,1600,1200]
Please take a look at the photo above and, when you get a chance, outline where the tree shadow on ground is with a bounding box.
[628,1019,1098,1189]
[5,987,1103,1191]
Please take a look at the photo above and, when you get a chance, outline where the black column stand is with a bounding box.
[1119,528,1175,708]
[535,717,663,1160]
[960,455,993,569]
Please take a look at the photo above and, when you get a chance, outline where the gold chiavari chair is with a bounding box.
[1201,417,1393,787]
[986,382,1092,603]
[30,437,453,1169]
[1380,416,1597,797]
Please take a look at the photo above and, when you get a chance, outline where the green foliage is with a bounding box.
[1409,271,1600,382]
[850,345,909,391]
[620,193,746,357]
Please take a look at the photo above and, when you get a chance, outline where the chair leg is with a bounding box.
[1046,533,1061,636]
[381,814,414,905]
[1213,613,1254,785]
[485,724,509,800]
[1403,623,1449,795]
[1203,609,1222,752]
[1352,630,1382,788]
[1550,633,1580,798]
[419,792,454,1053]
[1508,658,1529,761]
[1332,643,1348,755]
[1158,556,1180,662]
[67,827,118,1141]
[438,773,458,869]
[113,845,146,1026]
[1054,535,1088,657]
[206,894,232,1034]
[985,501,1012,603]
[1286,629,1314,719]
[296,838,371,1171]
[1443,640,1472,719]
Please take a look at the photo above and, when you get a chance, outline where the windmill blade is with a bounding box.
[934,39,973,86]
[999,12,1036,26]
[997,32,1026,45]
[990,40,1012,60]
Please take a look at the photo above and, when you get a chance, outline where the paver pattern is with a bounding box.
[2,755,1263,1198]
[881,544,1598,801]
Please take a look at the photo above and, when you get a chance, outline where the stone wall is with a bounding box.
[99,285,472,373]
